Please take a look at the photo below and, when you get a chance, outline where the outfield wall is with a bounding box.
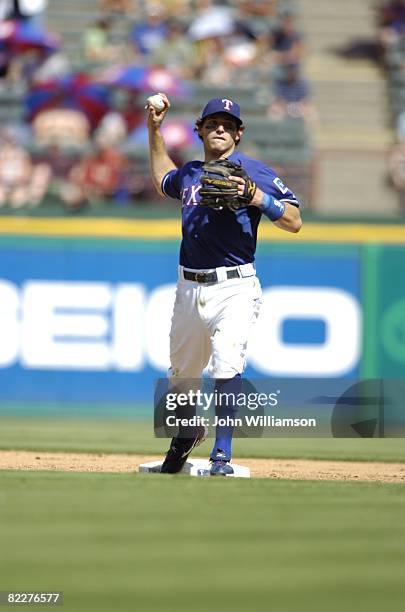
[0,219,404,405]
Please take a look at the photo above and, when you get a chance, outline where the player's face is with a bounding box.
[199,113,242,158]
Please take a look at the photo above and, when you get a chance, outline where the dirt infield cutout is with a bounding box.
[0,451,404,483]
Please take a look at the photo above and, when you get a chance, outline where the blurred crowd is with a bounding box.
[0,0,315,211]
[377,0,405,51]
[377,0,405,210]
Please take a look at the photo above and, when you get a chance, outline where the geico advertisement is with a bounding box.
[0,245,361,402]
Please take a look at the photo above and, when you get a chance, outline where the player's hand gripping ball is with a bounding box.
[199,159,257,211]
[146,94,165,112]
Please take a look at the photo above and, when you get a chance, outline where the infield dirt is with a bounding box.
[0,450,404,483]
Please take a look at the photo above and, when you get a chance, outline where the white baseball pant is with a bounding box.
[168,264,262,380]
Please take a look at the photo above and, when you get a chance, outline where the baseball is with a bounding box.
[146,94,165,112]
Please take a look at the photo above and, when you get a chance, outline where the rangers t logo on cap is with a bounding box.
[221,99,234,111]
[201,98,242,124]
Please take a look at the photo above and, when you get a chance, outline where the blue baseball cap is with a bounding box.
[201,98,242,125]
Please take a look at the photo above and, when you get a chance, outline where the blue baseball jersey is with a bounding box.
[161,150,300,269]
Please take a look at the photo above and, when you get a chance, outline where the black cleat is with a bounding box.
[160,427,207,474]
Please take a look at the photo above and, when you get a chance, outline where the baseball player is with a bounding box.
[147,93,302,476]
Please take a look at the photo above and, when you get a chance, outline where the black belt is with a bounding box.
[183,269,240,284]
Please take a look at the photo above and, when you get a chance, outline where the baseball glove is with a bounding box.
[199,159,257,211]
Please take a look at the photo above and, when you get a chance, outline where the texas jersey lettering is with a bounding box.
[162,150,299,269]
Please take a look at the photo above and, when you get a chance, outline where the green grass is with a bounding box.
[1,416,405,462]
[0,471,404,612]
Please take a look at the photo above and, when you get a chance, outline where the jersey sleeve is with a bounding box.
[161,169,182,200]
[253,164,300,207]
